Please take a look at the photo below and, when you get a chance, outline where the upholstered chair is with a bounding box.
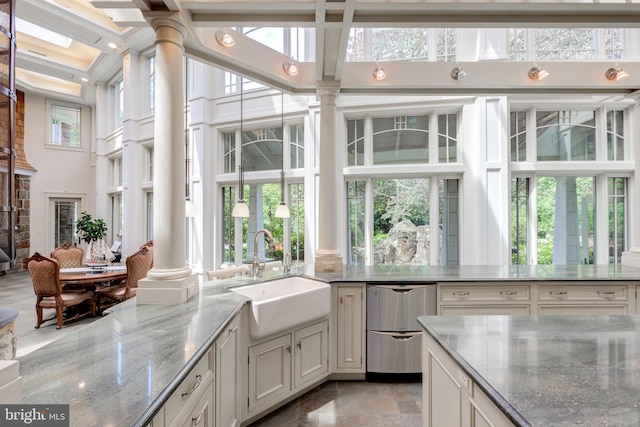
[27,252,96,329]
[97,246,153,313]
[50,242,84,268]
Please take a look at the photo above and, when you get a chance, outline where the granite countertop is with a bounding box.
[18,279,250,427]
[17,265,640,427]
[418,314,640,426]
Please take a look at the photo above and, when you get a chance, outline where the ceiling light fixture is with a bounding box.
[605,66,629,82]
[373,65,386,81]
[275,91,290,219]
[107,42,118,50]
[232,77,250,218]
[528,66,549,81]
[283,61,299,76]
[450,65,467,81]
[215,30,235,48]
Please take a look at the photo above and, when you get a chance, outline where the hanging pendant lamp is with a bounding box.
[274,91,290,219]
[232,77,250,218]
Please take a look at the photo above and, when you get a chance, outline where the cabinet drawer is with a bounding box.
[538,285,628,302]
[439,285,529,302]
[165,350,212,422]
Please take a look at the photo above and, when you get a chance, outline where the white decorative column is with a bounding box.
[137,15,199,303]
[314,85,343,272]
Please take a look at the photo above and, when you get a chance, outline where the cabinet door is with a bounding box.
[216,315,240,427]
[248,334,291,414]
[178,381,214,427]
[293,320,329,389]
[336,286,364,371]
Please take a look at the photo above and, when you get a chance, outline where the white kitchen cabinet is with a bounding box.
[215,313,240,427]
[423,331,514,427]
[165,350,215,427]
[438,283,531,315]
[247,319,329,417]
[335,285,365,372]
[538,283,633,315]
[293,320,329,389]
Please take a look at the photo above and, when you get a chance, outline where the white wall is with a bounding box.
[23,92,95,255]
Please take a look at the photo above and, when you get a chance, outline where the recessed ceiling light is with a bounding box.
[108,42,118,50]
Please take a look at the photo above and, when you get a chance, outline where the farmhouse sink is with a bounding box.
[229,276,330,339]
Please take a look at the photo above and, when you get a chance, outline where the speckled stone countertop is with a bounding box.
[18,278,251,427]
[309,264,640,282]
[16,265,640,427]
[418,314,640,426]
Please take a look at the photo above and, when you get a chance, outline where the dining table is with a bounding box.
[59,265,127,290]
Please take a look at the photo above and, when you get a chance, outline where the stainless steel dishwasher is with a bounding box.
[366,283,436,379]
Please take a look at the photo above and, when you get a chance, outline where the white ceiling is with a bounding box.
[14,0,640,105]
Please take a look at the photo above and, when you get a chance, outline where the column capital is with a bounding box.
[146,13,188,42]
[315,81,340,102]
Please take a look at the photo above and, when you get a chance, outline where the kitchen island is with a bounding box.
[419,314,640,426]
[16,264,640,426]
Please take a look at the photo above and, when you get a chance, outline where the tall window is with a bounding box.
[53,199,78,247]
[347,181,365,265]
[110,193,122,244]
[148,55,156,114]
[609,177,627,264]
[438,113,458,163]
[510,111,527,161]
[536,110,595,161]
[511,177,529,265]
[50,104,81,147]
[112,78,124,128]
[289,124,305,169]
[146,192,153,241]
[347,119,365,166]
[223,133,236,174]
[222,186,236,264]
[509,28,625,60]
[347,28,456,62]
[372,115,429,165]
[537,176,595,264]
[607,110,624,161]
[290,183,305,264]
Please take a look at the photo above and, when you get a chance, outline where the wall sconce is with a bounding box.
[215,30,235,48]
[605,66,629,82]
[373,65,386,81]
[283,61,299,76]
[450,66,467,80]
[528,66,549,81]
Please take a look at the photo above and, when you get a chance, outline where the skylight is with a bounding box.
[16,18,72,49]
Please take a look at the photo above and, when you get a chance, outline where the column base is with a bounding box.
[621,248,640,268]
[314,253,344,272]
[137,274,200,304]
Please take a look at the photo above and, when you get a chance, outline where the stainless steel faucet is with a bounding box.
[283,252,292,274]
[252,229,276,278]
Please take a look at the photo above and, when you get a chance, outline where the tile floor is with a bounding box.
[2,270,423,426]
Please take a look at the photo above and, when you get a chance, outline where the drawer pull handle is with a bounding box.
[297,341,302,349]
[228,326,238,335]
[181,374,202,397]
[452,291,470,298]
[286,345,291,353]
[597,291,615,299]
[500,291,518,299]
[549,291,568,299]
[192,408,205,426]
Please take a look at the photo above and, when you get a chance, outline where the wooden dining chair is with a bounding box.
[27,252,96,329]
[97,246,153,313]
[50,242,84,268]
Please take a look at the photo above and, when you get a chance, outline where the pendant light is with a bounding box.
[232,77,250,218]
[274,91,290,219]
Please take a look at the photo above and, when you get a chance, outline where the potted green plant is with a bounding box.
[75,211,114,263]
